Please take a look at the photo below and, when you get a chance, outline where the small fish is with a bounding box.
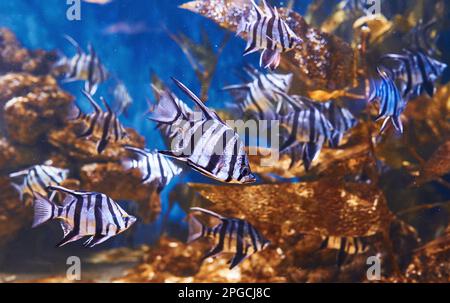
[379,49,447,99]
[74,90,128,154]
[319,236,369,267]
[122,146,182,192]
[148,78,256,184]
[223,66,293,120]
[237,0,301,70]
[9,165,69,203]
[370,67,407,133]
[32,185,137,248]
[315,102,358,148]
[61,35,108,95]
[276,93,334,170]
[103,21,149,35]
[188,207,270,269]
[112,81,133,117]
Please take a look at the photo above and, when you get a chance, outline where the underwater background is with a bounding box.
[0,0,449,282]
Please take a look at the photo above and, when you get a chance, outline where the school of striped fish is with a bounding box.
[6,0,448,271]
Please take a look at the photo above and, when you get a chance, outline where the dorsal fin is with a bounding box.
[63,34,83,55]
[190,207,225,220]
[171,77,223,122]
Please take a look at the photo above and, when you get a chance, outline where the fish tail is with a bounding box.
[147,87,181,124]
[187,215,205,243]
[32,193,58,228]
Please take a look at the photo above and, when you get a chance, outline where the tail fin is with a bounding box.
[147,88,181,124]
[187,215,205,243]
[32,193,58,228]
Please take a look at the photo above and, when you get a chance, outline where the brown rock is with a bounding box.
[3,74,74,144]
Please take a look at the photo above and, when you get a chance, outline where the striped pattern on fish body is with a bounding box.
[148,78,256,184]
[238,0,301,70]
[223,67,293,120]
[320,236,369,267]
[75,90,128,154]
[277,94,334,152]
[62,35,108,95]
[370,67,407,133]
[380,49,447,99]
[316,102,358,148]
[32,185,136,248]
[122,146,182,192]
[9,165,69,203]
[188,207,270,269]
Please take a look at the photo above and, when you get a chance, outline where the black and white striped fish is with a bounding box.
[32,185,137,248]
[315,102,358,148]
[74,90,128,154]
[9,165,69,203]
[122,146,182,192]
[188,207,270,270]
[276,93,334,170]
[237,0,301,70]
[223,66,293,120]
[148,78,256,184]
[369,67,407,133]
[379,49,447,100]
[319,235,369,267]
[60,35,108,95]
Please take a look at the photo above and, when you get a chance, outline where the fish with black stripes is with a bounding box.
[379,49,447,100]
[148,77,256,184]
[73,90,128,154]
[237,0,302,70]
[32,185,137,248]
[223,65,293,120]
[369,67,407,133]
[276,92,334,170]
[187,207,270,269]
[319,235,369,267]
[315,101,358,148]
[60,35,108,95]
[9,164,69,204]
[122,146,182,192]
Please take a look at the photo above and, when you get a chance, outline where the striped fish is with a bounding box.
[379,49,447,100]
[188,207,270,270]
[74,90,128,154]
[223,66,293,120]
[32,185,137,248]
[237,0,301,70]
[315,102,358,148]
[122,146,182,192]
[319,236,369,267]
[370,67,407,133]
[9,165,69,203]
[61,35,108,95]
[148,78,256,184]
[277,93,334,170]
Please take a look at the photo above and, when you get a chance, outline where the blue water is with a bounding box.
[1,0,449,252]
